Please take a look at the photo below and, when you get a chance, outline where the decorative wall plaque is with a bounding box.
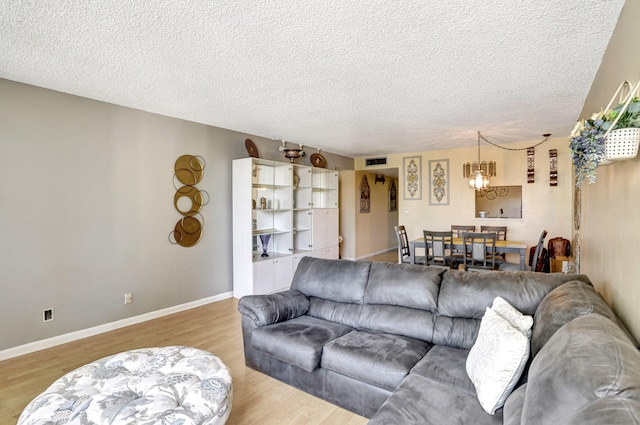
[389,180,397,212]
[403,156,422,200]
[428,159,450,206]
[359,175,370,213]
[527,147,535,183]
[549,149,558,186]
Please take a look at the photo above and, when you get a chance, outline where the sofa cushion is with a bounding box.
[251,315,353,372]
[432,315,481,349]
[368,374,503,425]
[565,398,640,425]
[438,270,591,319]
[411,345,475,395]
[308,297,363,328]
[522,314,640,425]
[531,280,623,357]
[467,308,530,414]
[364,262,442,311]
[358,304,435,342]
[321,330,431,391]
[292,257,371,304]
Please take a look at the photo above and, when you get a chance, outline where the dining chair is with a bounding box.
[395,225,425,265]
[481,225,507,262]
[450,225,475,264]
[498,229,548,272]
[480,226,507,240]
[423,230,454,269]
[462,232,497,272]
[451,225,476,237]
[531,230,549,272]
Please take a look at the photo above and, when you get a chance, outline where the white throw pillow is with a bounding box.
[466,307,530,414]
[491,296,533,337]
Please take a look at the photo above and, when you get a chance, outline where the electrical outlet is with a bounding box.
[43,308,53,322]
[124,293,133,304]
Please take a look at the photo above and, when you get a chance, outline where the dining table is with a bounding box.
[409,237,528,270]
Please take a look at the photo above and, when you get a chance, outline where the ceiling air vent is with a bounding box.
[365,157,387,166]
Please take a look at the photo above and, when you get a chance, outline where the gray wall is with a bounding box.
[0,79,352,351]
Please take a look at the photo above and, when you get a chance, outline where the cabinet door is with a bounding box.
[293,209,313,254]
[312,170,339,208]
[312,208,339,250]
[293,166,312,209]
[252,256,293,295]
[311,246,338,260]
[253,164,274,185]
[273,256,293,293]
[325,245,339,259]
[251,260,273,295]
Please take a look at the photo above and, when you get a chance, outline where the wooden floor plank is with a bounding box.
[0,298,368,425]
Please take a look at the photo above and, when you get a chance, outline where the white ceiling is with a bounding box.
[0,1,625,158]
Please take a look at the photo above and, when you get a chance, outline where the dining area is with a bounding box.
[394,224,548,272]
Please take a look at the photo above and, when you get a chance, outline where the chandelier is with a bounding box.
[463,132,496,190]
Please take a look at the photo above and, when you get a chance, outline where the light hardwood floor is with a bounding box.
[360,249,398,263]
[0,298,368,425]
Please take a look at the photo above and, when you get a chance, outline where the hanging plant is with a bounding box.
[569,112,606,187]
[571,82,640,187]
[602,97,640,131]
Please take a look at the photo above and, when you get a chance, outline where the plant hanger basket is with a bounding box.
[603,80,640,162]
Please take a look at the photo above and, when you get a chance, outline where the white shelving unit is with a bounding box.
[233,158,339,298]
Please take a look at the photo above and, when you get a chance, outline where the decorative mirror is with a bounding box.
[170,155,207,247]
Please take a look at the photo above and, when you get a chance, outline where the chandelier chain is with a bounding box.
[478,131,550,151]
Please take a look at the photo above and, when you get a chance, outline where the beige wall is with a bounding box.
[573,0,640,341]
[345,0,640,342]
[353,172,398,259]
[339,171,398,260]
[355,137,573,264]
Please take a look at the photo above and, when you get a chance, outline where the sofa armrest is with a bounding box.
[238,289,310,326]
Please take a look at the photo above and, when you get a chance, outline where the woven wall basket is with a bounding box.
[605,127,640,161]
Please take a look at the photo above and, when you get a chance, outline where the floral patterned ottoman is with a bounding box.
[18,346,232,425]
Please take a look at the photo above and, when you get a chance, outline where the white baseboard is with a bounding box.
[0,292,233,361]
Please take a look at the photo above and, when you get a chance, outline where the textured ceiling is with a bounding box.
[0,1,625,157]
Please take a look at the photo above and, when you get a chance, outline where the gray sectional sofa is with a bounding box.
[238,257,640,424]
